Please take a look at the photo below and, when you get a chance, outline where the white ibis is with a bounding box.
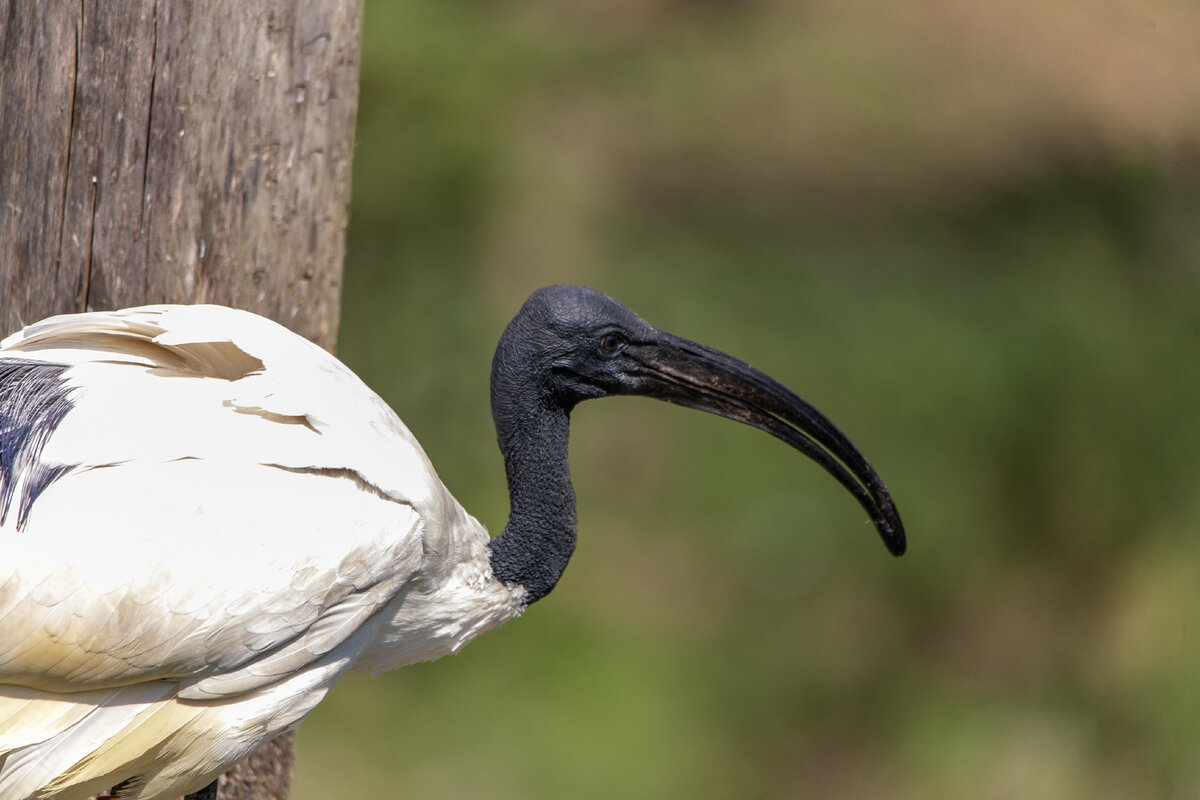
[0,285,903,799]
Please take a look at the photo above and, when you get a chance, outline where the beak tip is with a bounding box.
[875,512,906,557]
[871,491,906,556]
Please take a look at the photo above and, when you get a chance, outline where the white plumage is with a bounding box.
[0,306,523,799]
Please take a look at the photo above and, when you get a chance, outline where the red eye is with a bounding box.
[599,333,623,354]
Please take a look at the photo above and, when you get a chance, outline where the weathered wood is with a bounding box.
[0,0,365,796]
[0,0,362,350]
[215,733,296,800]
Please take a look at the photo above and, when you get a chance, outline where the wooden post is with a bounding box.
[0,0,365,796]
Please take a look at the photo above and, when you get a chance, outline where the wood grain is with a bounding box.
[0,0,363,351]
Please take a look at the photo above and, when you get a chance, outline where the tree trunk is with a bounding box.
[0,0,365,796]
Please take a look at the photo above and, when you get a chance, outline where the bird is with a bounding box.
[0,285,904,800]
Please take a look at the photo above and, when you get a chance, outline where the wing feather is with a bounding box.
[0,305,496,798]
[0,306,447,695]
[0,682,175,800]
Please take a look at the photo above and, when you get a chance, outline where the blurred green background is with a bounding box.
[294,1,1200,797]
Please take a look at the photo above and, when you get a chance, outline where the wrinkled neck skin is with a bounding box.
[487,342,578,605]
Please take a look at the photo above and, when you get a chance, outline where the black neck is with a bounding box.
[487,352,578,604]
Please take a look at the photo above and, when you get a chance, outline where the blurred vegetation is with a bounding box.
[294,0,1200,797]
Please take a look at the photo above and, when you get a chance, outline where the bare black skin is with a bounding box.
[487,285,904,603]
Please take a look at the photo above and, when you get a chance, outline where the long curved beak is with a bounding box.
[623,330,906,556]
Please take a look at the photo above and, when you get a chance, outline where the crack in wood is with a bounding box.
[139,0,158,232]
[83,173,96,310]
[53,4,82,309]
[139,0,159,304]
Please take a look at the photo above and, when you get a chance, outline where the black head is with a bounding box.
[491,285,905,558]
[491,285,658,409]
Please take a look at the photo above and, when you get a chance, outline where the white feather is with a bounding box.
[0,306,524,799]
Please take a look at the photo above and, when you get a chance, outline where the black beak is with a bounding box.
[623,331,905,556]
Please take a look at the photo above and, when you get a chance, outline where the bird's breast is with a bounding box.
[352,510,527,674]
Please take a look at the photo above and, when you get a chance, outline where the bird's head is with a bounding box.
[491,285,905,556]
[493,285,658,406]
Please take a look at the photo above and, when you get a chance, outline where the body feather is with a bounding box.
[0,306,523,799]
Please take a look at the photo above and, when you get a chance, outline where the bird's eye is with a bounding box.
[598,332,625,355]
